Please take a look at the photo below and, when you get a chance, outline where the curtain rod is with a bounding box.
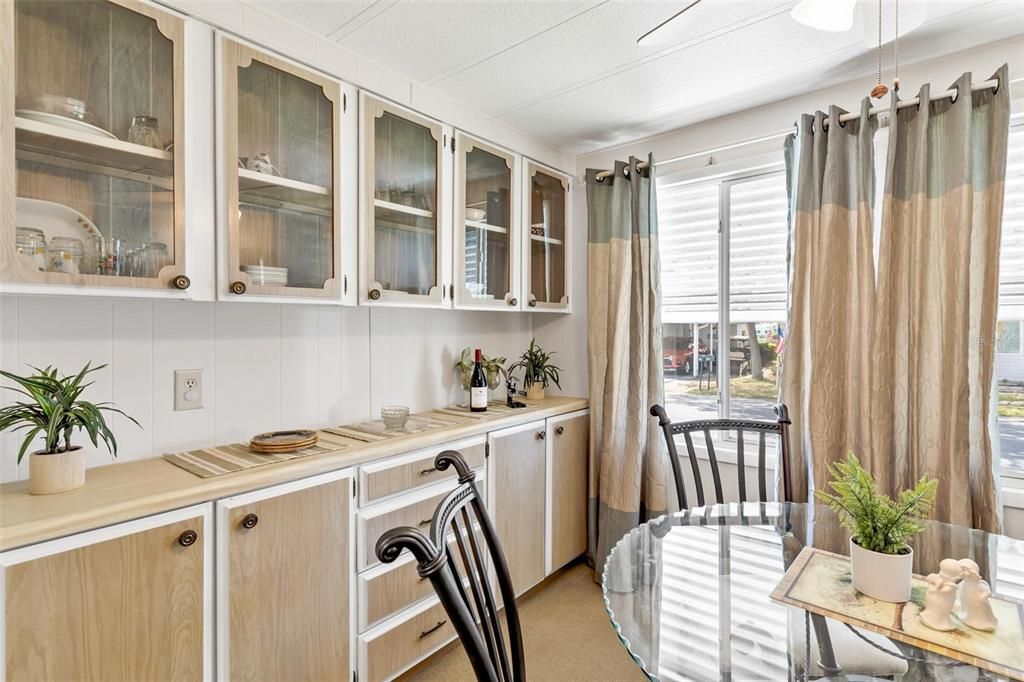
[593,76,1008,180]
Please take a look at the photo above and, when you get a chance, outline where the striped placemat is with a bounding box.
[323,413,462,443]
[164,431,352,478]
[434,401,540,420]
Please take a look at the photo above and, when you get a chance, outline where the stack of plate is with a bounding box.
[250,429,318,454]
[241,264,288,286]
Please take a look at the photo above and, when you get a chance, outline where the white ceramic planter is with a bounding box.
[525,383,545,401]
[849,537,913,602]
[29,447,85,495]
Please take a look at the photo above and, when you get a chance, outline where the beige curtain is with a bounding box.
[870,67,1010,532]
[586,155,670,575]
[781,100,878,503]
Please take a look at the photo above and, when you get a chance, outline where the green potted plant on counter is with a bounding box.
[815,453,937,602]
[0,363,139,495]
[508,338,561,401]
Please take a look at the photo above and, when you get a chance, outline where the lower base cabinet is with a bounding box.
[216,469,354,682]
[549,409,590,570]
[0,504,211,682]
[358,598,456,681]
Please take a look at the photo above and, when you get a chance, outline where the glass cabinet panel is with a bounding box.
[221,37,340,299]
[455,133,518,309]
[2,0,188,290]
[525,163,570,311]
[363,95,445,306]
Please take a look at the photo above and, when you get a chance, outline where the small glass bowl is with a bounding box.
[380,405,410,430]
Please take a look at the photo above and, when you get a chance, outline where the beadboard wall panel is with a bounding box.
[0,296,536,482]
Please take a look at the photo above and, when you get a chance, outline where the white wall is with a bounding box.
[0,296,540,482]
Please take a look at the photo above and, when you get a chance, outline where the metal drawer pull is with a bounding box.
[418,620,447,639]
[241,513,259,529]
[418,467,437,476]
[177,530,197,547]
[418,518,432,527]
[556,426,565,435]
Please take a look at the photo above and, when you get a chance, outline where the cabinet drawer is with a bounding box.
[358,475,484,571]
[358,599,455,682]
[359,436,486,505]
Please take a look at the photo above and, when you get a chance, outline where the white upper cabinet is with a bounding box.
[523,161,571,313]
[216,34,345,302]
[360,94,452,308]
[1,0,196,296]
[452,132,521,311]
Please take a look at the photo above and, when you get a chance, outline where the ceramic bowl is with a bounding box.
[381,405,410,430]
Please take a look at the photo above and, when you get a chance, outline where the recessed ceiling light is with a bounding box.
[637,0,705,47]
[790,0,858,32]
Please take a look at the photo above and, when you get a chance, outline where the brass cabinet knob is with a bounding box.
[230,280,247,295]
[369,288,382,300]
[172,274,191,290]
[177,530,198,547]
[509,297,518,306]
[241,513,259,529]
[556,425,565,435]
[536,431,546,440]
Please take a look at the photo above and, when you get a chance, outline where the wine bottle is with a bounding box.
[470,348,488,412]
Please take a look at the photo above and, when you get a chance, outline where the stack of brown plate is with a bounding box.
[249,429,318,454]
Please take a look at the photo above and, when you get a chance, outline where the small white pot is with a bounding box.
[29,447,85,495]
[525,383,545,401]
[849,537,913,602]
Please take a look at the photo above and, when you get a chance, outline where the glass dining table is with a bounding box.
[601,503,1024,681]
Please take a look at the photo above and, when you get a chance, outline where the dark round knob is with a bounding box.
[177,529,197,547]
[536,431,546,440]
[528,299,537,308]
[241,513,259,529]
[172,274,191,290]
[509,297,518,306]
[556,425,565,435]
[230,280,247,295]
[369,288,382,300]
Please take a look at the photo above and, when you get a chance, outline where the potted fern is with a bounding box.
[816,453,938,602]
[0,363,138,495]
[508,338,561,401]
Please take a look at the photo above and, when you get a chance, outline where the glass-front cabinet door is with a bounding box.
[453,132,520,310]
[1,0,189,291]
[523,162,570,312]
[361,94,447,307]
[219,36,341,299]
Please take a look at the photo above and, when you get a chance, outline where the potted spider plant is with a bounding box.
[815,453,938,602]
[508,338,561,401]
[0,363,139,495]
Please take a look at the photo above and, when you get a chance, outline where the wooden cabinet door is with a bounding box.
[1,504,211,682]
[217,469,353,682]
[522,161,571,312]
[549,410,590,572]
[488,420,547,595]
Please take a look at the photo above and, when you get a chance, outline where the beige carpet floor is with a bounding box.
[401,562,646,682]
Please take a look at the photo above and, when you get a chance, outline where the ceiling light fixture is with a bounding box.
[790,0,857,32]
[637,0,705,47]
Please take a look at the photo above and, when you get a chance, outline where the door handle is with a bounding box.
[555,425,564,435]
[177,530,198,547]
[536,431,546,440]
[241,513,259,529]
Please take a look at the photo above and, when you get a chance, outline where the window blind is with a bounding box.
[727,173,790,323]
[1000,120,1024,314]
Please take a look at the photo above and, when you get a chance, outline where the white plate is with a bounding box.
[241,265,288,273]
[16,197,102,241]
[16,109,117,140]
[465,208,487,221]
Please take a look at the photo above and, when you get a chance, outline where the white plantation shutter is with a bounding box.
[1000,120,1024,316]
[727,173,789,323]
[657,180,720,324]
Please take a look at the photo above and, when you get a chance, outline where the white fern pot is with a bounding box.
[525,383,545,401]
[849,537,913,603]
[29,447,85,495]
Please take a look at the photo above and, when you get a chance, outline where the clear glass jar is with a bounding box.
[47,237,84,274]
[127,115,161,149]
[140,241,169,278]
[15,227,47,271]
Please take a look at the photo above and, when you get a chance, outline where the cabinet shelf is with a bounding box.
[530,234,563,246]
[15,116,174,177]
[373,198,434,219]
[465,220,508,234]
[238,168,331,211]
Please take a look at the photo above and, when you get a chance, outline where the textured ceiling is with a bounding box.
[247,0,1024,153]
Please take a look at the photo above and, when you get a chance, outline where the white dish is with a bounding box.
[16,109,117,140]
[465,207,487,221]
[242,265,288,273]
[16,197,102,241]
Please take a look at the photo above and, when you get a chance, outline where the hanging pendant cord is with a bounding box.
[894,0,900,91]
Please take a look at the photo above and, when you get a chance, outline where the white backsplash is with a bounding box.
[0,295,542,482]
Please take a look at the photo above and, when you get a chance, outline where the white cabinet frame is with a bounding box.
[522,160,572,314]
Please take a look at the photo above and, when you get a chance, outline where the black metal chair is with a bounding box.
[375,450,524,682]
[649,403,794,507]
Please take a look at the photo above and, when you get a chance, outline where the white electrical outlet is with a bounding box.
[174,369,204,411]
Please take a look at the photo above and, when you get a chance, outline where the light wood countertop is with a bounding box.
[0,396,588,551]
